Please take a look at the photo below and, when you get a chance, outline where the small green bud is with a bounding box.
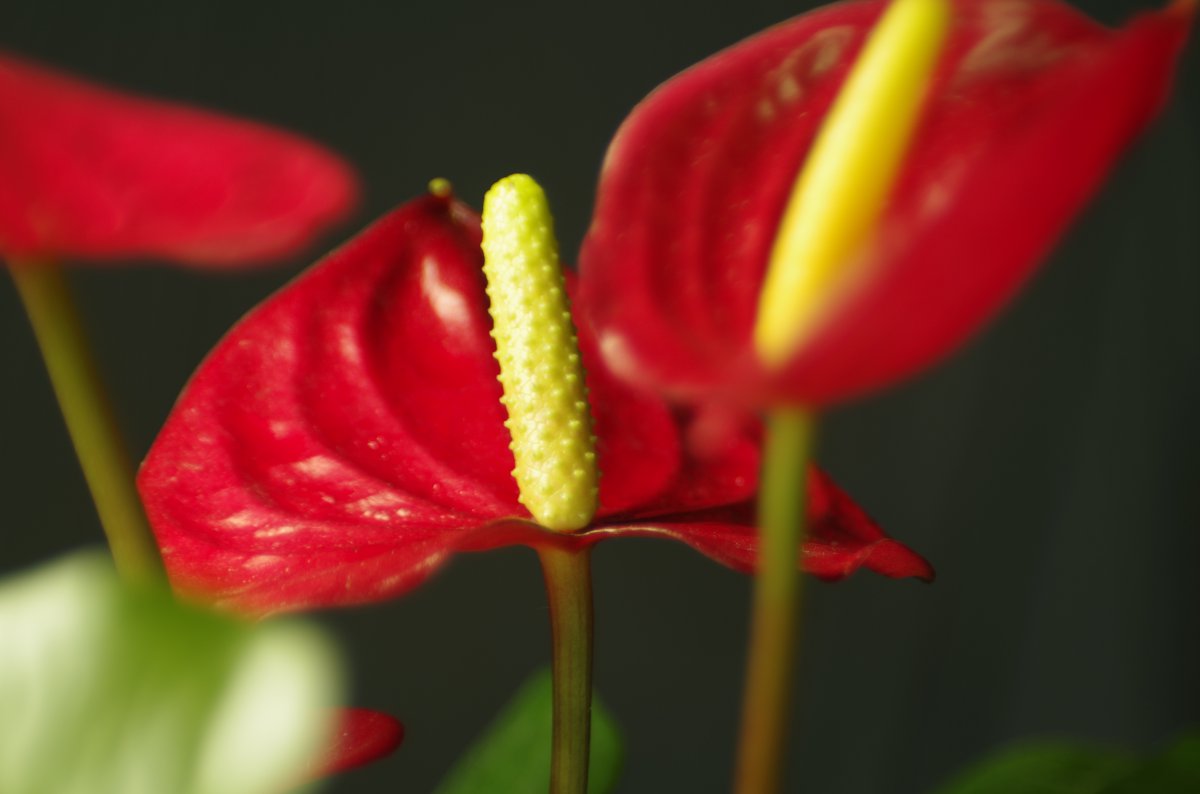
[481,175,599,531]
[427,177,454,198]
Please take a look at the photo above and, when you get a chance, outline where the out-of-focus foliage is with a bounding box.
[935,733,1200,793]
[1105,735,1200,793]
[0,552,343,794]
[433,667,623,794]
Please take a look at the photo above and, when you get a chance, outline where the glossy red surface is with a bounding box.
[138,196,931,614]
[579,0,1193,407]
[317,708,404,777]
[0,52,356,266]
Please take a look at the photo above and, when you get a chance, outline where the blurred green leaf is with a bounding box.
[0,552,342,794]
[933,742,1136,794]
[935,733,1200,794]
[1105,734,1200,794]
[434,667,623,794]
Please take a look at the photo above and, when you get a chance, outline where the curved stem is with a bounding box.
[733,408,816,794]
[9,259,164,585]
[537,544,594,794]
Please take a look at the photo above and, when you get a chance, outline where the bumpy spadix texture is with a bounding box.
[580,0,1193,407]
[482,175,598,531]
[138,195,932,615]
[0,52,356,266]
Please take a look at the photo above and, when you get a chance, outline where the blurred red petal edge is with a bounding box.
[315,708,404,777]
[567,510,934,584]
[805,466,935,582]
[0,51,358,267]
[803,537,936,583]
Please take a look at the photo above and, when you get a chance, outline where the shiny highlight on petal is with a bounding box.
[754,0,950,366]
[138,196,933,614]
[481,175,599,531]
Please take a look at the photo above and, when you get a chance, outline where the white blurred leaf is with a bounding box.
[0,552,343,794]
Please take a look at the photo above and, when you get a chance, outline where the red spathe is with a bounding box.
[316,709,404,777]
[0,53,357,266]
[138,196,931,615]
[579,0,1193,407]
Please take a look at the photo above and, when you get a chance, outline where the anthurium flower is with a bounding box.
[0,52,356,266]
[578,0,1194,407]
[137,192,932,615]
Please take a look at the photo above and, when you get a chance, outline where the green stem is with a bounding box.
[537,544,594,794]
[733,408,816,794]
[9,260,164,585]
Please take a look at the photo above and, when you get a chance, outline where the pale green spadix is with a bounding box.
[481,174,599,532]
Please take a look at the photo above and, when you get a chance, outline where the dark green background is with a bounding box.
[2,1,1197,791]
